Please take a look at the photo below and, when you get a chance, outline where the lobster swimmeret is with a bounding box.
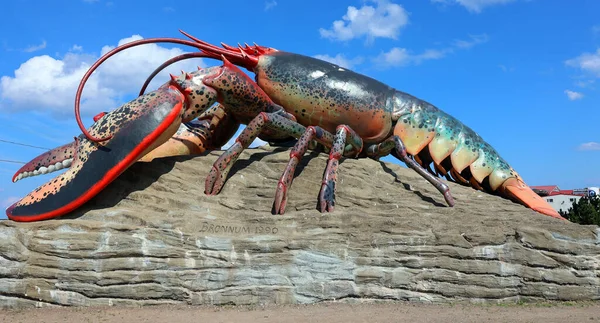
[5,30,563,221]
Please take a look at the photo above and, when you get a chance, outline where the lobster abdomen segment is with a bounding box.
[393,92,514,189]
[391,91,562,219]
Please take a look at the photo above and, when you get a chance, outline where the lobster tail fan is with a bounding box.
[500,177,565,220]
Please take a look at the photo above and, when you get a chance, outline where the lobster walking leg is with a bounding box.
[318,125,363,212]
[273,125,335,214]
[366,136,455,207]
[205,112,331,196]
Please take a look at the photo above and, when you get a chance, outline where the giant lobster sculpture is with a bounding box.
[5,30,563,222]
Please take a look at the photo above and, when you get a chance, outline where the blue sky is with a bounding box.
[1,0,599,218]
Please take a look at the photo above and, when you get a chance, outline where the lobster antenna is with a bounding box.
[178,29,250,64]
[138,52,218,96]
[178,30,240,54]
[221,42,238,51]
[75,37,214,143]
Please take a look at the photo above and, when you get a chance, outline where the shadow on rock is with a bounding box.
[225,146,291,179]
[376,160,447,208]
[293,149,323,179]
[61,153,204,221]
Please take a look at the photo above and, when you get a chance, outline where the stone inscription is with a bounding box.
[199,222,279,235]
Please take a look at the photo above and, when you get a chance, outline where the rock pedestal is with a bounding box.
[1,146,599,308]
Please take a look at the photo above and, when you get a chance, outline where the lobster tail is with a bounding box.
[392,91,563,220]
[499,178,564,219]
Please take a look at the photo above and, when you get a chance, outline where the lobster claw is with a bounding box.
[5,87,187,222]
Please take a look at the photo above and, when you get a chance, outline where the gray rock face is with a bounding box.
[1,146,599,308]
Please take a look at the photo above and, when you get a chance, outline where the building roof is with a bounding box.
[531,185,560,193]
[547,190,586,197]
[531,185,560,196]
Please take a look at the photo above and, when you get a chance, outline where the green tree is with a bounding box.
[562,196,600,225]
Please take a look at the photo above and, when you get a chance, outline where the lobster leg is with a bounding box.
[318,125,364,212]
[366,136,455,207]
[205,112,331,196]
[273,125,335,214]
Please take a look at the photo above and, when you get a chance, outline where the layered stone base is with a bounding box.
[1,146,598,308]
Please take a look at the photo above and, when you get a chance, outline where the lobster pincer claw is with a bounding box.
[6,87,188,222]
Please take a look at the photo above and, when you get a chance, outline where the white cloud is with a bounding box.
[376,47,411,66]
[432,0,517,13]
[499,64,514,72]
[265,0,277,10]
[374,34,488,67]
[578,142,600,151]
[23,40,47,53]
[312,54,364,69]
[574,79,595,88]
[0,35,206,117]
[319,0,409,43]
[376,47,442,67]
[565,49,600,77]
[1,196,19,208]
[452,34,488,48]
[375,47,451,67]
[564,90,584,101]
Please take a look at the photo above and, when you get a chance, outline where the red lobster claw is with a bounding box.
[6,87,187,222]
